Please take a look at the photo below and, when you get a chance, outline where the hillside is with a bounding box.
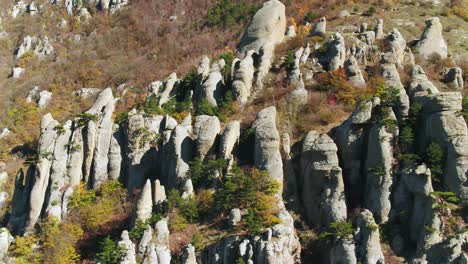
[0,0,466,263]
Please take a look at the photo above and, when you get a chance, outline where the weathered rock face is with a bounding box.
[198,66,225,107]
[288,47,304,82]
[238,0,286,54]
[15,35,54,59]
[233,51,256,105]
[299,131,347,228]
[158,73,178,107]
[416,17,448,59]
[8,168,34,235]
[218,120,240,162]
[422,232,468,264]
[408,65,440,97]
[443,67,464,90]
[0,228,13,261]
[320,33,346,71]
[364,108,398,224]
[354,210,385,264]
[119,230,137,264]
[198,55,211,78]
[384,28,406,67]
[380,54,410,120]
[344,56,365,87]
[131,179,153,227]
[26,87,52,109]
[24,113,59,233]
[160,124,193,189]
[330,238,357,264]
[392,164,441,255]
[193,115,220,160]
[415,92,468,204]
[311,17,327,36]
[253,106,283,186]
[374,19,384,39]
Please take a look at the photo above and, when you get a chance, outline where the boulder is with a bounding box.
[12,67,25,78]
[384,28,406,67]
[286,25,296,38]
[228,208,242,227]
[159,73,178,107]
[0,228,13,260]
[380,54,410,120]
[238,0,286,53]
[442,67,464,90]
[198,69,224,107]
[15,35,54,59]
[197,55,210,78]
[416,17,448,59]
[218,121,240,161]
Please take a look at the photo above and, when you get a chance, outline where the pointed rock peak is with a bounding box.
[40,113,55,130]
[87,87,114,114]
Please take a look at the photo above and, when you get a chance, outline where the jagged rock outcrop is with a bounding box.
[119,230,137,264]
[334,100,374,205]
[198,65,225,107]
[198,55,211,78]
[253,106,283,186]
[344,56,366,87]
[158,73,178,107]
[26,86,52,109]
[232,50,255,106]
[380,53,410,120]
[160,124,193,189]
[193,115,220,160]
[442,67,464,90]
[320,33,346,71]
[422,232,468,264]
[374,19,384,40]
[218,120,240,163]
[414,92,468,204]
[288,47,304,82]
[384,28,406,67]
[228,208,241,227]
[300,131,347,228]
[0,228,13,261]
[310,17,326,37]
[354,210,385,264]
[364,107,398,224]
[416,17,448,59]
[408,65,440,97]
[392,164,441,255]
[238,0,286,54]
[301,44,311,64]
[153,179,166,205]
[24,113,59,233]
[15,35,54,59]
[131,180,153,227]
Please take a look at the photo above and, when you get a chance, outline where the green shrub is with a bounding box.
[219,51,234,80]
[284,50,295,73]
[76,113,99,127]
[68,184,96,210]
[197,99,219,116]
[245,208,263,236]
[189,158,227,188]
[319,221,355,240]
[304,11,318,22]
[206,0,257,27]
[129,220,149,240]
[425,142,444,183]
[461,95,468,120]
[95,237,125,264]
[114,111,129,125]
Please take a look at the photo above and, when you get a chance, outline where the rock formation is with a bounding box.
[443,67,464,90]
[416,17,448,59]
[320,33,346,71]
[344,56,366,87]
[311,17,326,37]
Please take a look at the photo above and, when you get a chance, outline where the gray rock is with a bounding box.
[159,73,178,107]
[344,56,365,87]
[194,115,220,160]
[311,17,326,36]
[228,208,242,227]
[239,0,286,53]
[108,124,122,180]
[286,25,296,38]
[25,113,58,233]
[66,125,84,187]
[354,210,385,264]
[380,55,410,120]
[301,43,311,64]
[408,65,440,97]
[199,69,224,107]
[45,120,72,221]
[119,230,137,264]
[253,106,283,186]
[138,225,152,258]
[0,128,10,139]
[218,121,240,161]
[0,228,13,260]
[424,232,468,264]
[15,35,54,59]
[12,67,25,78]
[74,88,102,98]
[232,50,255,106]
[320,33,346,71]
[181,179,194,199]
[181,244,197,264]
[330,238,357,264]
[364,108,398,223]
[132,179,153,227]
[300,131,347,228]
[359,31,375,46]
[443,67,464,90]
[374,19,384,39]
[197,55,210,78]
[416,17,448,59]
[384,28,406,67]
[153,179,166,205]
[8,168,34,235]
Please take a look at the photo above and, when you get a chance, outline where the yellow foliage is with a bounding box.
[10,235,43,264]
[41,217,83,264]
